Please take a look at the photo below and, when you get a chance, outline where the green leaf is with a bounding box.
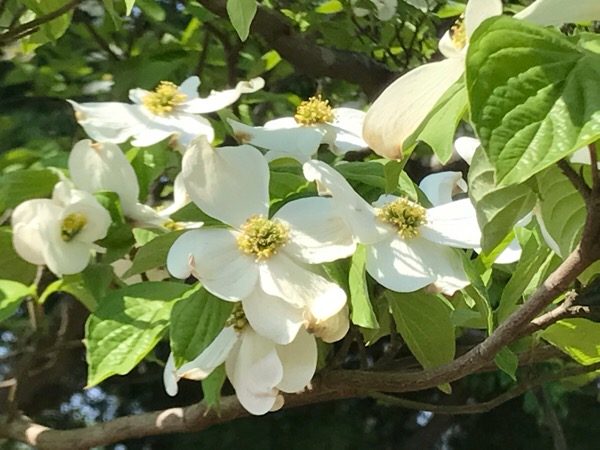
[387,291,455,370]
[542,319,600,365]
[20,0,75,49]
[405,80,467,164]
[85,282,190,386]
[124,230,184,278]
[537,165,587,257]
[494,347,518,381]
[0,228,36,284]
[462,257,494,334]
[467,16,600,185]
[384,160,403,194]
[315,0,343,14]
[349,245,378,329]
[125,0,136,15]
[468,147,537,253]
[170,287,233,366]
[94,191,135,257]
[0,280,32,323]
[0,169,59,213]
[202,365,227,410]
[135,0,165,21]
[226,0,257,41]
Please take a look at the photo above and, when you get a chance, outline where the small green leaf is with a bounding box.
[0,169,59,213]
[315,0,343,14]
[135,0,165,21]
[170,287,233,366]
[226,0,257,41]
[467,17,600,185]
[0,227,36,284]
[542,319,600,365]
[0,280,32,323]
[125,0,136,15]
[202,365,227,410]
[387,291,455,370]
[384,160,403,194]
[494,347,518,381]
[86,282,190,386]
[124,230,184,278]
[349,245,378,329]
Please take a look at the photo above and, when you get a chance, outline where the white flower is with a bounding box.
[68,139,166,226]
[363,0,600,160]
[68,76,264,148]
[11,181,111,276]
[167,137,351,344]
[164,320,317,416]
[228,95,367,163]
[303,160,483,295]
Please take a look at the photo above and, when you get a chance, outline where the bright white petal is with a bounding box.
[163,353,179,397]
[259,253,346,321]
[182,137,269,227]
[69,140,140,211]
[263,116,299,130]
[454,136,480,165]
[167,229,258,300]
[159,173,191,218]
[419,171,465,206]
[275,197,356,264]
[303,160,388,244]
[160,113,215,147]
[242,287,304,345]
[464,0,503,38]
[320,124,367,155]
[128,88,150,104]
[178,327,238,380]
[11,199,59,266]
[275,328,317,393]
[178,76,201,99]
[363,58,465,159]
[514,0,600,26]
[309,306,350,343]
[181,78,264,114]
[421,198,482,248]
[228,119,322,163]
[493,238,522,264]
[439,30,463,59]
[61,199,111,243]
[226,328,283,415]
[42,237,93,276]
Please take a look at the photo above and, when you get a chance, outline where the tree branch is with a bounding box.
[557,160,591,202]
[196,0,396,98]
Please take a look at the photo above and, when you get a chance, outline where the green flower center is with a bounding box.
[61,213,88,242]
[225,303,248,332]
[142,81,187,116]
[294,95,334,125]
[377,198,427,239]
[237,215,289,260]
[450,16,467,50]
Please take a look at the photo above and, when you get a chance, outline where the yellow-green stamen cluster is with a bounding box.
[450,16,467,50]
[142,81,187,116]
[61,213,88,242]
[294,95,334,125]
[225,303,248,332]
[237,215,289,260]
[377,198,427,239]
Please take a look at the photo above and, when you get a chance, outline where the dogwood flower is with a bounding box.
[68,76,264,148]
[12,181,111,276]
[303,160,482,294]
[363,0,600,159]
[163,309,317,415]
[68,140,166,226]
[167,137,351,344]
[228,95,367,163]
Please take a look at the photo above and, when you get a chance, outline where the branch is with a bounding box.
[590,143,599,191]
[0,0,81,46]
[557,160,591,202]
[196,0,396,98]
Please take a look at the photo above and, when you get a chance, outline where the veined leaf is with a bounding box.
[349,245,378,329]
[542,319,600,365]
[226,0,257,41]
[0,280,33,323]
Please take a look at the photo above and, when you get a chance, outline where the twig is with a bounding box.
[539,387,568,450]
[589,143,599,191]
[557,159,591,201]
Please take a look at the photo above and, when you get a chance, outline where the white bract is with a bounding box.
[167,137,351,345]
[12,181,111,276]
[68,139,166,226]
[164,317,317,415]
[68,76,264,148]
[362,0,600,159]
[303,160,482,294]
[228,95,367,163]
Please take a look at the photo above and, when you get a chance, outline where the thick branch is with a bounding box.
[196,0,396,98]
[557,160,591,201]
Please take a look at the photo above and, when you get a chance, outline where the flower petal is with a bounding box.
[514,0,600,26]
[303,160,388,244]
[464,0,503,38]
[167,229,258,300]
[182,137,269,227]
[228,119,322,163]
[259,253,346,321]
[163,353,179,397]
[419,171,466,206]
[243,287,304,345]
[275,197,356,264]
[275,328,317,393]
[362,58,465,159]
[42,237,93,276]
[493,238,522,264]
[181,78,265,114]
[226,328,283,415]
[69,140,140,212]
[454,136,480,165]
[309,306,350,343]
[438,30,463,59]
[178,76,201,99]
[178,326,238,380]
[263,117,299,130]
[11,199,59,266]
[421,198,482,248]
